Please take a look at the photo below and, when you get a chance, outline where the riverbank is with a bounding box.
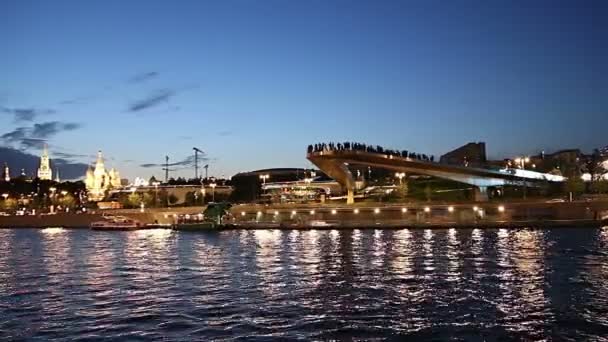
[1,201,607,229]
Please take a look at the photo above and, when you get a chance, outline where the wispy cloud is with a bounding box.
[128,89,175,112]
[218,130,232,137]
[0,146,89,180]
[1,127,29,143]
[140,155,208,169]
[19,138,47,150]
[31,121,82,138]
[1,121,82,150]
[129,71,159,84]
[1,107,56,122]
[53,151,92,160]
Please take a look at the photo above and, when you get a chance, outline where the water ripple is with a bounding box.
[0,228,607,340]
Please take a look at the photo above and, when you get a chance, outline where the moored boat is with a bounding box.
[172,213,217,231]
[173,221,216,231]
[90,216,142,230]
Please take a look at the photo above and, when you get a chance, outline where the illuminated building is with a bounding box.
[85,150,122,201]
[2,162,9,182]
[37,144,53,180]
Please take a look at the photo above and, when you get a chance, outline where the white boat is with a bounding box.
[90,216,142,230]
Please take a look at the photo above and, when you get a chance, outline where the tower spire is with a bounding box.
[37,143,52,180]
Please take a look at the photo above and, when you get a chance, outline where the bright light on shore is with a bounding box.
[241,212,246,216]
[498,205,505,213]
[473,206,479,211]
[374,208,380,214]
[353,208,359,214]
[401,207,407,213]
[310,210,315,215]
[331,209,337,215]
[291,210,296,215]
[448,206,454,212]
[424,207,430,213]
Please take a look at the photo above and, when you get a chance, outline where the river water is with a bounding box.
[1,227,607,341]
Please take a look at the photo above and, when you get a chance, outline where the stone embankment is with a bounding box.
[1,201,607,229]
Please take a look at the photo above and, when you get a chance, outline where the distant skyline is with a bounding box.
[1,0,606,180]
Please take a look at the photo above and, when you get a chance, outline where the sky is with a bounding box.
[1,0,607,180]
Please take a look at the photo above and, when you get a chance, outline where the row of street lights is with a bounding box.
[239,205,508,217]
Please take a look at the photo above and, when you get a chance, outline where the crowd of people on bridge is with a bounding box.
[308,142,435,162]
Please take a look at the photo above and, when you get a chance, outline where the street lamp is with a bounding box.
[395,172,405,185]
[152,181,160,207]
[514,156,530,199]
[2,193,8,200]
[209,182,216,202]
[259,174,269,184]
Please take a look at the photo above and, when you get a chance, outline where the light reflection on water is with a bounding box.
[0,227,607,340]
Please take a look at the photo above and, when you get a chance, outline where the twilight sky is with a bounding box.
[1,0,606,180]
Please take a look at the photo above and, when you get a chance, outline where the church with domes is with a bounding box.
[85,151,122,201]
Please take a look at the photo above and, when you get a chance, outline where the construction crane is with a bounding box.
[162,155,176,183]
[193,147,204,179]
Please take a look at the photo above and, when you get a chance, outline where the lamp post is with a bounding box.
[259,174,269,198]
[514,157,530,199]
[395,172,405,185]
[209,182,216,202]
[152,181,160,207]
[2,193,8,200]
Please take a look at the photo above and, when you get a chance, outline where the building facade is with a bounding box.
[2,162,9,182]
[85,151,122,201]
[439,142,487,167]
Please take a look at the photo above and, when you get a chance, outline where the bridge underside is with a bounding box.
[308,151,554,203]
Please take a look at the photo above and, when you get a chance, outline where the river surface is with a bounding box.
[1,227,607,341]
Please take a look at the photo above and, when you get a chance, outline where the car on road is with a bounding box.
[546,198,566,203]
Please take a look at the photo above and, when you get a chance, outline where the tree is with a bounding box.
[168,194,179,205]
[127,193,141,208]
[142,193,154,207]
[591,179,608,194]
[424,184,432,202]
[563,177,585,196]
[584,149,603,182]
[1,198,18,211]
[58,194,76,209]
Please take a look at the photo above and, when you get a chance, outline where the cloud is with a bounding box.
[1,121,82,150]
[1,107,56,122]
[128,89,175,112]
[53,151,91,159]
[19,138,47,150]
[139,155,208,169]
[129,71,159,83]
[31,121,81,138]
[0,146,88,180]
[1,127,28,142]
